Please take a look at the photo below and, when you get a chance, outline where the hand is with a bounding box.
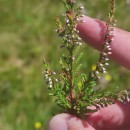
[48,16,130,130]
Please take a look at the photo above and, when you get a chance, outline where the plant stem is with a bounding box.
[68,0,75,111]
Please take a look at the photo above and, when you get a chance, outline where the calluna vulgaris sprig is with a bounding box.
[43,0,130,118]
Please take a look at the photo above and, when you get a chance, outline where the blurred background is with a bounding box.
[0,0,130,130]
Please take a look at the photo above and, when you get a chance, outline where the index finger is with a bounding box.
[77,16,130,69]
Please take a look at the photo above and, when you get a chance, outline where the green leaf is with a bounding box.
[74,45,80,56]
[75,52,83,65]
[61,54,70,64]
[89,81,97,87]
[43,59,48,69]
[74,64,82,77]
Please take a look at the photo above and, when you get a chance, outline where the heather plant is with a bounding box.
[43,0,130,118]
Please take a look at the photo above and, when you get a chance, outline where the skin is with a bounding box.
[48,16,130,130]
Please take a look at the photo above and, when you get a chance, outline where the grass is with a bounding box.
[0,0,130,130]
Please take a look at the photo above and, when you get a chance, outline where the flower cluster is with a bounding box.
[89,0,116,80]
[55,4,85,47]
[43,60,58,88]
[118,90,130,103]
